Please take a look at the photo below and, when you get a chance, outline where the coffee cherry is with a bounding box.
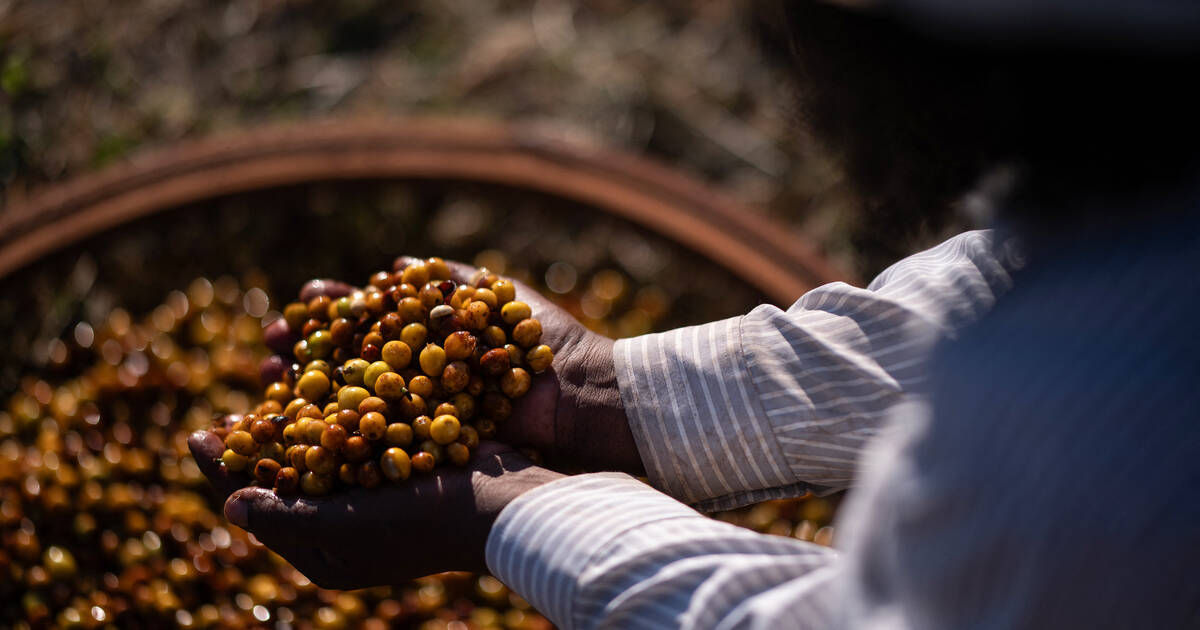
[304,419,328,445]
[357,461,382,488]
[500,301,531,325]
[381,341,412,370]
[411,451,435,475]
[443,331,476,361]
[447,443,471,467]
[500,368,532,399]
[419,344,447,377]
[296,370,331,402]
[221,449,250,472]
[458,425,480,449]
[525,344,554,373]
[287,445,309,472]
[398,298,426,324]
[254,459,281,487]
[364,361,392,390]
[265,382,292,405]
[401,323,428,352]
[490,279,516,304]
[284,302,309,329]
[304,446,337,476]
[426,257,451,280]
[385,423,414,448]
[341,359,369,386]
[430,415,461,445]
[342,436,371,463]
[407,375,434,398]
[320,424,348,453]
[380,448,412,482]
[464,301,490,330]
[284,397,309,418]
[479,348,510,376]
[338,463,358,486]
[401,261,430,286]
[250,417,278,444]
[418,283,443,309]
[300,472,333,496]
[335,409,360,433]
[225,431,256,457]
[412,416,433,441]
[448,285,475,309]
[374,371,406,399]
[441,361,470,394]
[512,319,542,348]
[337,386,370,414]
[275,467,300,494]
[359,412,387,441]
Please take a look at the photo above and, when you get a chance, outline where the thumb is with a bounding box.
[224,486,315,536]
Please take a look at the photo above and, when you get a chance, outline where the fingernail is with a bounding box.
[225,497,249,529]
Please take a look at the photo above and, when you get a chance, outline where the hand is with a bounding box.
[188,424,563,589]
[260,258,643,474]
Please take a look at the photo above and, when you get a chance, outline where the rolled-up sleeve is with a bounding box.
[486,473,840,630]
[614,230,1014,510]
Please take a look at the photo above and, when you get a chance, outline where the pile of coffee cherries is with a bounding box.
[1,277,553,629]
[212,258,553,496]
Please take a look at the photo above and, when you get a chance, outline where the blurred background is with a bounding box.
[0,1,969,629]
[0,0,974,278]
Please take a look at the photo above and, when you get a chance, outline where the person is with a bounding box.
[191,1,1200,628]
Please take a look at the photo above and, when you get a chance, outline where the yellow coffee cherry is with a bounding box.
[430,415,461,446]
[380,448,412,481]
[381,340,412,370]
[500,301,531,325]
[337,386,369,414]
[419,344,447,377]
[296,370,331,402]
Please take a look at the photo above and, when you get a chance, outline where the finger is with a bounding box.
[188,430,248,498]
[224,486,320,538]
[298,279,355,301]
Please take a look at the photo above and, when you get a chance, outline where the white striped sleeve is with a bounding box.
[485,473,840,630]
[614,230,1014,510]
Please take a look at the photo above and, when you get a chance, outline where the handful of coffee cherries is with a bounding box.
[209,258,553,496]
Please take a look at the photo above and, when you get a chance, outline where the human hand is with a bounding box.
[259,258,642,474]
[188,424,563,588]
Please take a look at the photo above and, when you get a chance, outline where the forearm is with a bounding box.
[486,473,840,630]
[614,230,1014,510]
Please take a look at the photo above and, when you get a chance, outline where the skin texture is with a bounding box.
[189,423,563,588]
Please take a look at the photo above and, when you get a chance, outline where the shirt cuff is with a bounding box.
[485,473,704,627]
[613,317,801,509]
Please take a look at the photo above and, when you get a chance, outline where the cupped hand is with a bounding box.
[189,426,563,589]
[259,258,642,474]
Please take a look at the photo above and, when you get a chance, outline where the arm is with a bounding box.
[477,233,1019,630]
[618,229,1016,510]
[486,473,841,630]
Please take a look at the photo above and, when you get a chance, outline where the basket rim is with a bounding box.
[0,116,853,303]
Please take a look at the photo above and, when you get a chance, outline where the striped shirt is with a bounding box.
[487,225,1184,629]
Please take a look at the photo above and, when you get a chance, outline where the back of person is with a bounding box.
[844,206,1200,628]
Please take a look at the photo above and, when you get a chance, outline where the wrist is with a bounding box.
[554,334,643,474]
